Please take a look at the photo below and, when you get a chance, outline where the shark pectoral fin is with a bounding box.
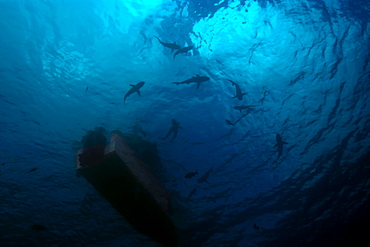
[232,95,237,99]
[130,84,136,87]
[243,92,248,95]
[227,79,235,85]
[137,90,141,96]
[273,144,277,148]
[197,83,201,89]
[196,74,200,77]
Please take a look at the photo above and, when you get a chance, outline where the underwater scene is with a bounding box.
[0,0,369,246]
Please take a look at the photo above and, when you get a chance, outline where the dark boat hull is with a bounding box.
[76,134,178,247]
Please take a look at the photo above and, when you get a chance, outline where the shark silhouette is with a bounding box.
[161,119,182,142]
[227,79,248,100]
[124,81,145,103]
[274,134,288,159]
[187,188,197,199]
[185,171,198,179]
[226,119,234,126]
[197,168,213,183]
[154,36,180,52]
[233,105,255,113]
[172,74,210,89]
[173,46,193,59]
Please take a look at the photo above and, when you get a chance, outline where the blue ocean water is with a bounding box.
[0,0,369,246]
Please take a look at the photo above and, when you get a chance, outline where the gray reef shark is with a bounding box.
[124,81,145,103]
[197,168,213,183]
[226,119,234,126]
[160,119,182,142]
[154,36,180,52]
[227,79,248,100]
[173,46,193,59]
[185,171,198,179]
[274,134,288,159]
[187,188,197,199]
[233,105,255,113]
[172,74,210,89]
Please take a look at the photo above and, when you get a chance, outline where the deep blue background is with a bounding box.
[0,0,369,246]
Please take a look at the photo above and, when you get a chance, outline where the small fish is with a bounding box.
[1,162,5,165]
[28,168,37,173]
[85,87,88,93]
[184,171,198,179]
[253,223,260,230]
[226,119,234,126]
[30,224,46,231]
